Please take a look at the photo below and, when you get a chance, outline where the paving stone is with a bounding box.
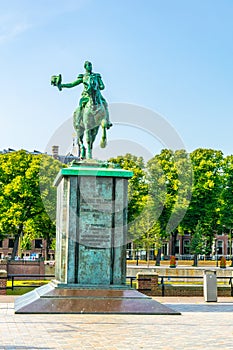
[0,297,233,349]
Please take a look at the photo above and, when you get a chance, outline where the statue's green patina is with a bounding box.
[51,61,112,159]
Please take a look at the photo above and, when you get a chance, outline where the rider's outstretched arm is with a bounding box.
[61,74,83,89]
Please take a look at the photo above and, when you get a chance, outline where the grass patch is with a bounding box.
[6,280,50,296]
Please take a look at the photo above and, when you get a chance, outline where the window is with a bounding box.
[162,243,168,255]
[35,239,43,249]
[183,239,190,255]
[175,240,180,254]
[227,240,233,255]
[0,240,2,248]
[126,243,132,249]
[8,239,14,248]
[217,240,223,255]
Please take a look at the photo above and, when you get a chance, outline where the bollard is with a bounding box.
[0,270,7,295]
[203,270,217,302]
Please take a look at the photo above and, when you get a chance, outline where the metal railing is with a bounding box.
[6,274,55,290]
[126,275,233,297]
[5,274,136,290]
[159,275,233,297]
[1,274,233,297]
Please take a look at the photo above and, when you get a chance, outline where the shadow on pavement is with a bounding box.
[166,303,233,313]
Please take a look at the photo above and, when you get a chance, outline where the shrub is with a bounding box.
[220,256,226,268]
[170,255,176,268]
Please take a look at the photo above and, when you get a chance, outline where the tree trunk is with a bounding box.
[147,247,150,268]
[45,233,50,261]
[193,254,198,267]
[171,231,177,256]
[11,228,22,259]
[155,248,161,266]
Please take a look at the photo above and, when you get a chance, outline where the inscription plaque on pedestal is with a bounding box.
[79,176,112,249]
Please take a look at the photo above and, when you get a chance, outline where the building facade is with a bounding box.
[126,232,233,261]
[0,237,55,261]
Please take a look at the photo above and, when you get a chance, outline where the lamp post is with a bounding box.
[215,239,219,267]
[230,229,233,267]
[136,248,139,266]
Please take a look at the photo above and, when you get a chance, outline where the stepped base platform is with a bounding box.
[15,283,180,315]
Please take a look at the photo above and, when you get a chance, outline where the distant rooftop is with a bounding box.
[0,147,79,164]
[0,148,42,154]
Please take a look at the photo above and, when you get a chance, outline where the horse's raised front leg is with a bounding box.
[100,120,107,148]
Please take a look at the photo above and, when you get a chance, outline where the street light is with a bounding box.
[230,229,233,267]
[136,248,139,266]
[215,239,219,267]
[223,226,233,267]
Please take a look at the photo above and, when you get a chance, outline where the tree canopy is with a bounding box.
[110,148,232,259]
[1,147,233,261]
[0,150,63,259]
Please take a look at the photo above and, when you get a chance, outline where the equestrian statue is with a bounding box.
[51,61,112,159]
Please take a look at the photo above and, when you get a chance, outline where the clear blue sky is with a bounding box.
[1,0,233,159]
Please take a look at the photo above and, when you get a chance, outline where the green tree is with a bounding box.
[219,155,233,265]
[147,149,192,256]
[108,154,151,260]
[190,221,208,266]
[181,148,224,254]
[133,196,161,267]
[0,150,63,259]
[219,155,233,229]
[108,153,148,224]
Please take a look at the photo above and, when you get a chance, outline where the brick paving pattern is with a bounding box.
[0,296,233,349]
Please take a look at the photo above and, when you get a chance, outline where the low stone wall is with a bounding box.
[135,271,232,297]
[127,265,233,280]
[0,270,7,295]
[0,262,7,271]
[157,285,231,297]
[0,260,45,278]
[136,272,160,296]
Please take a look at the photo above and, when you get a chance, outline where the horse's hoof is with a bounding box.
[100,139,107,148]
[80,148,86,159]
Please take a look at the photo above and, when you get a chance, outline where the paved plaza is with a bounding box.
[0,296,233,350]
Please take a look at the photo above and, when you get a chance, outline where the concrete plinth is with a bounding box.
[15,283,180,315]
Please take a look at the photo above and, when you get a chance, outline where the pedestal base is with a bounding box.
[15,283,180,315]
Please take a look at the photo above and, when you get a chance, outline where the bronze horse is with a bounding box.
[73,73,107,159]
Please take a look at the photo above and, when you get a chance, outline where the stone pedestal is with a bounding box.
[54,164,131,287]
